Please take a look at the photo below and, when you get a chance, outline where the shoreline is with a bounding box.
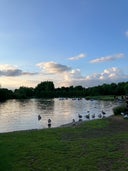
[60,115,116,128]
[60,118,95,128]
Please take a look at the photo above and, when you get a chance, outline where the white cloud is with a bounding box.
[63,69,83,81]
[90,53,124,63]
[0,64,37,77]
[37,62,71,74]
[68,53,87,61]
[125,30,128,37]
[55,67,128,88]
[36,62,128,88]
[36,61,84,87]
[81,67,128,87]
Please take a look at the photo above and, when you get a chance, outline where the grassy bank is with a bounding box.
[0,116,128,171]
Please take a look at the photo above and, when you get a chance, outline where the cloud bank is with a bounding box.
[0,64,36,77]
[36,62,128,88]
[64,67,128,88]
[0,62,128,89]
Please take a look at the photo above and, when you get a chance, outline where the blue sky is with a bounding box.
[0,0,128,89]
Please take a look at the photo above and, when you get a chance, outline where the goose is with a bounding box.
[48,119,51,128]
[72,119,76,126]
[85,114,90,119]
[98,114,102,118]
[78,114,82,119]
[78,114,82,121]
[123,114,128,119]
[121,112,125,116]
[38,115,41,121]
[102,110,106,115]
[92,114,95,118]
[48,119,51,123]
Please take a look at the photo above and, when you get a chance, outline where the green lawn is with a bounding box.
[0,117,128,171]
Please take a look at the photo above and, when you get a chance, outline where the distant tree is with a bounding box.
[1,80,128,100]
[0,88,14,101]
[100,83,110,95]
[116,82,125,95]
[14,87,34,99]
[35,81,54,91]
[35,81,55,98]
[124,82,128,95]
[74,85,84,91]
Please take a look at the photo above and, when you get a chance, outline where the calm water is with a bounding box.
[0,98,119,133]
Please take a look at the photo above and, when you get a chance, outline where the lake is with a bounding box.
[0,98,119,133]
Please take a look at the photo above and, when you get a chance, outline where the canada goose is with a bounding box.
[78,114,82,118]
[102,110,106,115]
[121,112,124,116]
[98,114,102,118]
[92,114,95,118]
[78,114,82,121]
[38,115,41,121]
[48,119,51,128]
[48,119,51,123]
[72,119,76,126]
[85,114,90,119]
[123,114,128,119]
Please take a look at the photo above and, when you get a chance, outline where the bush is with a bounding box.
[113,105,127,115]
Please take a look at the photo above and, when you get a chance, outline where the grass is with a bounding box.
[0,117,128,171]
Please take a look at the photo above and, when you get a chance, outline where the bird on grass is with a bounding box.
[72,119,76,126]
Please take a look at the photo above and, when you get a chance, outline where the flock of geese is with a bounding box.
[38,110,106,128]
[71,110,106,125]
[78,110,106,121]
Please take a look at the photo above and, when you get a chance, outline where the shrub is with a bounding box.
[113,105,127,115]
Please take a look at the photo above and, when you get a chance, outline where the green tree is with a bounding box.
[14,87,34,99]
[0,88,14,101]
[35,81,55,98]
[124,82,128,94]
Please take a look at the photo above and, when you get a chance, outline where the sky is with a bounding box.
[0,0,128,89]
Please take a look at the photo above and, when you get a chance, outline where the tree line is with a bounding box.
[0,81,128,101]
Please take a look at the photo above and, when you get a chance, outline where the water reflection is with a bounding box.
[35,99,55,129]
[0,98,119,133]
[36,98,54,111]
